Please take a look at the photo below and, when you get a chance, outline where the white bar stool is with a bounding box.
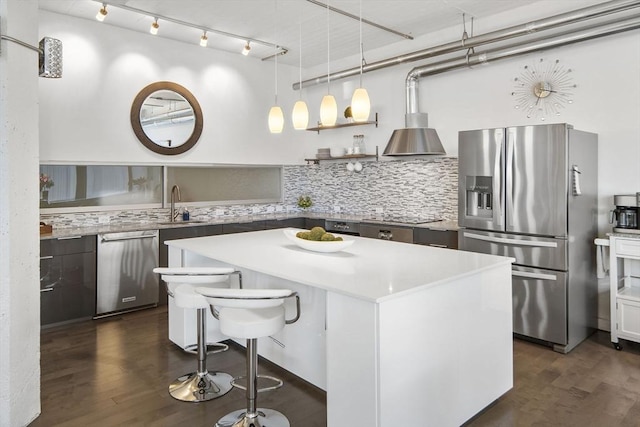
[196,287,300,427]
[154,267,241,403]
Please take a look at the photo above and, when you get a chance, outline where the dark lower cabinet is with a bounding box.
[265,218,305,229]
[414,228,458,249]
[304,218,326,230]
[222,221,267,234]
[158,224,223,305]
[40,236,96,327]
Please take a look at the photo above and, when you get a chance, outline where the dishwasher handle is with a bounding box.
[100,233,157,243]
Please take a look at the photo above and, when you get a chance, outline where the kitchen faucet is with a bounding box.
[170,185,181,222]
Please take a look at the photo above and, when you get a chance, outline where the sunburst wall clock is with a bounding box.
[511,58,576,121]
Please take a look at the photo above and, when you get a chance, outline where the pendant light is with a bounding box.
[292,17,309,130]
[351,0,370,122]
[268,0,284,133]
[320,1,337,127]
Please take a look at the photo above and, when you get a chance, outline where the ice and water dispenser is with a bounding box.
[465,176,493,218]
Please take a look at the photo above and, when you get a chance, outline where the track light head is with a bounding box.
[200,32,208,47]
[96,4,108,22]
[150,19,159,35]
[242,41,251,56]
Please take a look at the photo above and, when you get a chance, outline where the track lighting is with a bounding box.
[88,1,287,59]
[96,4,108,22]
[150,18,159,35]
[242,41,251,56]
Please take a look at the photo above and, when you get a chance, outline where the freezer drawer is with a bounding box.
[96,230,159,316]
[460,229,567,271]
[512,266,567,345]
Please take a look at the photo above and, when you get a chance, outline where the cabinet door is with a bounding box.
[305,218,326,230]
[414,229,458,249]
[222,221,267,234]
[617,299,640,342]
[265,218,305,229]
[40,248,96,327]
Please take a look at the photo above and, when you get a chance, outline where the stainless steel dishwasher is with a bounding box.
[95,230,159,317]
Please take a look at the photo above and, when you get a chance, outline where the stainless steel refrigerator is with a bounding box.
[458,123,598,353]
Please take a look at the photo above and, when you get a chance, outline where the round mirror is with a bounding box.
[130,81,203,155]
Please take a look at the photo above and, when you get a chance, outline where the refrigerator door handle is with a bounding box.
[512,270,558,281]
[463,232,558,248]
[505,129,515,229]
[494,132,503,226]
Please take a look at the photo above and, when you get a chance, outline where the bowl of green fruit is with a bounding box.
[283,227,354,253]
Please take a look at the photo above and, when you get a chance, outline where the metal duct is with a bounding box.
[293,0,640,90]
[383,13,640,155]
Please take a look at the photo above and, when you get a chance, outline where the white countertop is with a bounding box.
[40,213,459,240]
[165,228,512,303]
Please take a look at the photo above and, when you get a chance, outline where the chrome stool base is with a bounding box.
[215,408,289,427]
[169,371,233,402]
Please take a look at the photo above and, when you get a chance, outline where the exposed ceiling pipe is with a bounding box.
[404,13,640,114]
[293,0,640,90]
[382,13,640,156]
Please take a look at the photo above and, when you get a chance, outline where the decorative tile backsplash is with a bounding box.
[41,158,458,228]
[283,157,458,219]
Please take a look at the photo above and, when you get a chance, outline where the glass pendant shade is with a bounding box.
[268,106,284,133]
[351,87,370,122]
[320,95,338,126]
[292,100,309,130]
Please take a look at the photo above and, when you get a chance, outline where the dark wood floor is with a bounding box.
[31,306,640,427]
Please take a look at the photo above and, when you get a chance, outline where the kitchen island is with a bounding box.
[165,228,514,427]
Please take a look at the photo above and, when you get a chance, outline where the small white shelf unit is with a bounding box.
[609,235,640,350]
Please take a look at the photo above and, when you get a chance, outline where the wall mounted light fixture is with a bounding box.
[0,23,63,78]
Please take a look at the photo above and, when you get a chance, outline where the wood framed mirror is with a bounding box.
[130,81,203,155]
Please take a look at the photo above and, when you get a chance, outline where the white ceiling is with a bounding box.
[39,0,598,68]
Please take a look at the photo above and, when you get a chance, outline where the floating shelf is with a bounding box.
[305,147,379,165]
[307,113,378,134]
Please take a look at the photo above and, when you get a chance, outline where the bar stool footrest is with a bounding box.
[231,374,283,393]
[183,342,229,355]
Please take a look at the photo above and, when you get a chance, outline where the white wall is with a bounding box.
[1,1,41,425]
[38,10,305,165]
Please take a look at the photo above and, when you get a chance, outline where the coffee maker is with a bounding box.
[611,193,640,233]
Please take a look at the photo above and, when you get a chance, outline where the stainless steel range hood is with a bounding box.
[383,112,445,156]
[383,76,445,156]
